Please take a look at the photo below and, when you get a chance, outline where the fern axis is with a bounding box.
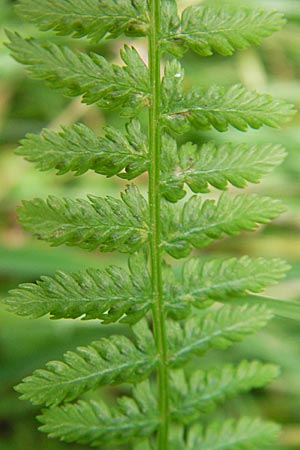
[148,0,169,448]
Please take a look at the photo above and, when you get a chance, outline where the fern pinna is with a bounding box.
[3,1,296,449]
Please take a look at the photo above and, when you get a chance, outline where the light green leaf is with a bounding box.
[161,193,285,258]
[162,60,184,115]
[6,32,149,115]
[171,361,279,422]
[161,0,180,49]
[163,84,295,133]
[17,119,148,179]
[133,441,152,450]
[167,304,272,366]
[161,136,286,201]
[178,256,289,308]
[38,383,158,446]
[187,417,280,449]
[164,6,285,56]
[231,294,300,322]
[16,0,149,41]
[4,252,152,324]
[16,332,156,406]
[163,256,288,318]
[18,185,149,253]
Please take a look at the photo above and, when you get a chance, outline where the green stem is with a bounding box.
[148,0,169,449]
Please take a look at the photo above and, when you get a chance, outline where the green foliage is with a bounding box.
[15,0,149,40]
[163,82,294,133]
[38,383,158,446]
[161,193,285,258]
[3,0,297,449]
[16,332,156,406]
[4,252,151,323]
[171,256,289,309]
[171,361,280,421]
[164,6,285,56]
[17,120,148,179]
[184,417,280,449]
[167,305,272,366]
[18,186,148,252]
[6,32,149,115]
[161,138,286,201]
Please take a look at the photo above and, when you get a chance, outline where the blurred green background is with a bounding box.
[0,0,300,448]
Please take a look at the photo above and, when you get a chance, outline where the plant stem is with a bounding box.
[148,0,169,449]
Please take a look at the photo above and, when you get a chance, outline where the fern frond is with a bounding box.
[163,84,295,133]
[161,193,284,258]
[17,120,148,178]
[161,136,286,201]
[38,383,158,446]
[164,6,285,57]
[16,331,156,406]
[6,32,149,114]
[178,256,289,308]
[15,0,149,41]
[162,60,184,112]
[163,256,288,317]
[5,0,293,447]
[187,416,280,449]
[18,185,149,253]
[168,305,272,367]
[171,361,279,421]
[4,252,151,323]
[161,0,180,39]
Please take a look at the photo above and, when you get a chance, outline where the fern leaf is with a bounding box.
[18,185,149,253]
[163,84,295,133]
[171,361,279,421]
[168,305,272,367]
[17,120,148,179]
[163,256,288,317]
[234,294,300,322]
[4,252,151,323]
[187,417,280,449]
[161,193,284,258]
[6,32,149,114]
[16,0,149,41]
[16,331,156,406]
[162,60,184,114]
[178,256,289,308]
[161,0,180,40]
[161,136,286,201]
[164,6,285,57]
[38,383,158,446]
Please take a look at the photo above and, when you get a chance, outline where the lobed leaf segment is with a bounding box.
[4,0,296,449]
